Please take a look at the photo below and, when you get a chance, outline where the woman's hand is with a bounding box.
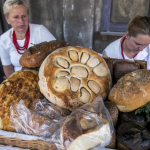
[3,64,15,78]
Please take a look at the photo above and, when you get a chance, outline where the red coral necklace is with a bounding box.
[12,25,30,55]
[121,36,138,59]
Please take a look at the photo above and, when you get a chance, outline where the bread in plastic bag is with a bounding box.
[32,98,71,121]
[50,96,114,150]
[10,100,66,138]
[10,96,114,150]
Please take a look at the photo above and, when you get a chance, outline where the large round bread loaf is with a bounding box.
[108,69,150,112]
[19,40,70,68]
[38,46,112,110]
[0,70,44,132]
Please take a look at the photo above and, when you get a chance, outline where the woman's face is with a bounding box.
[125,31,150,53]
[5,5,28,34]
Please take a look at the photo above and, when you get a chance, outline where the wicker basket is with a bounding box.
[0,131,58,150]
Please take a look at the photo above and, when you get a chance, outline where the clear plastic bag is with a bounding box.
[33,98,71,121]
[10,100,66,138]
[51,96,114,150]
[10,96,114,150]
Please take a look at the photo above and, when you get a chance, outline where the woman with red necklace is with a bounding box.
[102,15,150,70]
[0,0,56,78]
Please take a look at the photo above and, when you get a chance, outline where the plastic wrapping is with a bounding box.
[51,96,114,150]
[32,98,71,121]
[10,100,66,138]
[10,96,114,150]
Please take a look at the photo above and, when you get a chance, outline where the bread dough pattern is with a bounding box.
[39,46,111,110]
[55,50,108,103]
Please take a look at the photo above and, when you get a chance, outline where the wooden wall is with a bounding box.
[25,0,104,52]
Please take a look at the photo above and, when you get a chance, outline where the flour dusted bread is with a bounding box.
[0,70,44,132]
[39,46,112,110]
[108,69,150,112]
[19,40,70,68]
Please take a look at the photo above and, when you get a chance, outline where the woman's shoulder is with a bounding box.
[103,37,122,58]
[0,28,13,42]
[104,38,121,51]
[29,23,45,30]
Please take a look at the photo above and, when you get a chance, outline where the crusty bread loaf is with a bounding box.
[103,58,147,85]
[19,40,70,68]
[113,61,140,84]
[39,46,112,110]
[104,101,119,128]
[0,70,44,132]
[117,122,150,150]
[103,58,147,69]
[108,69,150,112]
[120,111,148,127]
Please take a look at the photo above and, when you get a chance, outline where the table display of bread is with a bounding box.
[1,40,150,150]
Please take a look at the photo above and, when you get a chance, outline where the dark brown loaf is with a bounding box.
[103,58,147,85]
[19,40,70,68]
[120,111,148,127]
[113,61,140,84]
[104,101,119,128]
[108,69,150,112]
[117,122,150,150]
[103,57,147,69]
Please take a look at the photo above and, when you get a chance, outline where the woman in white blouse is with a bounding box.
[102,15,150,70]
[0,0,56,78]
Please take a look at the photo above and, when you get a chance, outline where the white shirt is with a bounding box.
[0,23,56,71]
[103,37,150,70]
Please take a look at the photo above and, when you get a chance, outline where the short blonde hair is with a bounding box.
[3,0,29,17]
[127,15,150,37]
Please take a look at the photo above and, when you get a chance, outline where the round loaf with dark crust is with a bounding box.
[120,111,148,127]
[19,40,70,68]
[117,122,150,150]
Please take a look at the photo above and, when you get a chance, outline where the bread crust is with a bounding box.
[108,69,150,112]
[0,70,44,132]
[104,101,118,128]
[19,40,70,68]
[39,46,112,110]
